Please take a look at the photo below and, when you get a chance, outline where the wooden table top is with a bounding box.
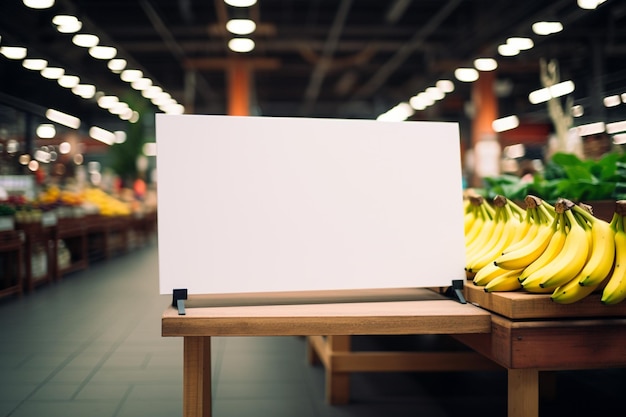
[162,287,492,337]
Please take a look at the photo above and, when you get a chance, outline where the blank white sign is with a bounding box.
[156,114,465,295]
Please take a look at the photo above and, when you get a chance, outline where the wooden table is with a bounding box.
[455,282,626,417]
[161,288,492,417]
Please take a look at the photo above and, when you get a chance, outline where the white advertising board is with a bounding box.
[156,114,466,295]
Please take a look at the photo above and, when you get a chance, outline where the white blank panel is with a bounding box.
[156,115,466,295]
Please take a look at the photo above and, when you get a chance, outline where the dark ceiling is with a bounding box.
[1,0,625,138]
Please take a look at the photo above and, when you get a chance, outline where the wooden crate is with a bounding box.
[464,281,626,320]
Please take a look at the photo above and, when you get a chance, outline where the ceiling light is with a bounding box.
[72,84,96,99]
[58,75,80,88]
[604,95,621,107]
[577,0,606,10]
[46,108,81,129]
[506,37,534,51]
[142,85,163,99]
[108,58,127,73]
[224,0,257,7]
[72,33,99,48]
[497,44,519,57]
[131,77,153,91]
[606,120,626,134]
[226,19,256,35]
[492,115,519,132]
[228,38,255,53]
[53,15,82,33]
[529,80,575,104]
[576,121,605,136]
[0,46,28,60]
[532,21,563,35]
[23,0,54,9]
[89,126,116,145]
[425,86,445,101]
[120,69,143,82]
[474,58,498,71]
[454,67,479,82]
[36,124,56,139]
[89,46,117,60]
[22,58,48,70]
[97,95,119,109]
[40,66,65,79]
[436,80,454,93]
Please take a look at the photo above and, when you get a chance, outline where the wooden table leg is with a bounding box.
[326,335,351,405]
[184,336,212,417]
[508,368,538,417]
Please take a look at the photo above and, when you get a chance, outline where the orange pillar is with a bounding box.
[227,59,250,116]
[470,70,500,187]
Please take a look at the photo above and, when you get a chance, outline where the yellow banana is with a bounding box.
[467,206,520,273]
[494,221,554,270]
[473,262,522,286]
[576,209,617,287]
[484,269,523,292]
[551,276,603,304]
[518,213,565,283]
[601,213,626,305]
[537,208,590,289]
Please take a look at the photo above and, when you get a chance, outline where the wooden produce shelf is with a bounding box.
[55,217,88,279]
[0,230,23,299]
[463,281,626,319]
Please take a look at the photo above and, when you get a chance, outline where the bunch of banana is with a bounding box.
[473,195,554,292]
[550,203,617,304]
[600,201,626,305]
[465,195,526,275]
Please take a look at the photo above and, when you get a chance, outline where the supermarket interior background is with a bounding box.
[2,1,626,416]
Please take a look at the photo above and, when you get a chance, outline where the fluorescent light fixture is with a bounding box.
[40,67,65,79]
[571,104,584,117]
[454,67,479,82]
[36,124,56,139]
[97,95,119,109]
[46,108,81,129]
[474,58,498,71]
[89,126,116,145]
[89,46,117,60]
[107,58,127,73]
[492,115,519,132]
[224,0,257,7]
[58,75,80,88]
[528,80,575,104]
[0,46,27,60]
[604,95,621,107]
[228,38,255,53]
[614,133,626,145]
[72,84,96,99]
[507,37,534,51]
[425,86,445,101]
[532,21,563,35]
[22,58,48,70]
[606,120,626,134]
[497,43,519,56]
[575,121,605,136]
[436,79,454,93]
[53,15,82,33]
[226,19,257,35]
[376,102,414,122]
[72,33,99,48]
[131,77,153,91]
[23,0,54,9]
[120,69,143,82]
[577,0,606,10]
[142,85,163,99]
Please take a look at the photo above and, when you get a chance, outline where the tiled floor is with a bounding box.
[1,239,625,417]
